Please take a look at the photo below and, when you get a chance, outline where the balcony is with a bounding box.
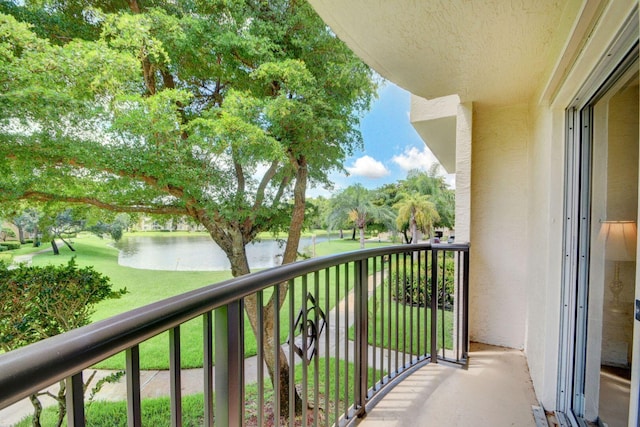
[0,243,542,427]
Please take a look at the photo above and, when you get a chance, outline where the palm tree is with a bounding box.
[329,184,395,248]
[394,193,440,244]
[402,166,454,229]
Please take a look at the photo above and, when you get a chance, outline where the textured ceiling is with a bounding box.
[309,0,581,105]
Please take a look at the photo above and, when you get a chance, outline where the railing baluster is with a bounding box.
[387,254,392,380]
[324,268,330,427]
[416,250,421,360]
[402,252,407,368]
[203,312,214,427]
[273,286,280,427]
[394,253,399,374]
[463,250,470,358]
[456,251,461,361]
[440,251,447,359]
[313,270,320,427]
[430,248,438,362]
[409,252,419,364]
[372,256,377,390]
[288,279,295,427]
[66,372,85,427]
[215,300,244,427]
[355,258,368,417]
[257,291,264,427]
[380,255,385,385]
[126,345,142,427]
[344,262,349,420]
[302,275,308,425]
[170,326,182,427]
[334,265,340,425]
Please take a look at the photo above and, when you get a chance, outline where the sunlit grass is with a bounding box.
[27,234,395,369]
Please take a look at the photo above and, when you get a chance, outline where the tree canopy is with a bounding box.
[394,193,439,244]
[0,0,377,275]
[0,0,377,416]
[400,166,454,229]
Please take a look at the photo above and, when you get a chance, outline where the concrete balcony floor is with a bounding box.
[359,343,538,427]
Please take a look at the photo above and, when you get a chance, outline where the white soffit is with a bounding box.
[410,95,458,173]
[309,0,581,106]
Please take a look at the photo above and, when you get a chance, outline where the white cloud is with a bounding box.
[346,155,390,178]
[392,146,439,171]
[392,146,457,189]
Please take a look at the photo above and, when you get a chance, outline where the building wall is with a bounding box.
[522,1,639,412]
[469,103,531,348]
[455,102,472,243]
[523,103,566,409]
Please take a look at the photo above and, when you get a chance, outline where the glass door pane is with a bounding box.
[583,66,638,426]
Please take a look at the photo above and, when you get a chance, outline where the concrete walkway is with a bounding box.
[358,343,538,427]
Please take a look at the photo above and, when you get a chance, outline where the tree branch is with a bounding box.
[20,191,188,216]
[273,175,291,206]
[232,150,245,198]
[253,159,279,210]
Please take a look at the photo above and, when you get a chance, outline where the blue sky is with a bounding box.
[308,82,454,197]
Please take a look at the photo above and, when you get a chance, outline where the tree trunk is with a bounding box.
[410,215,418,245]
[18,226,25,244]
[244,157,308,418]
[58,235,75,251]
[51,239,59,255]
[351,227,356,240]
[55,380,66,427]
[359,227,365,249]
[217,227,304,418]
[29,394,42,427]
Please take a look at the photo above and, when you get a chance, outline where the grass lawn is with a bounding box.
[362,300,454,354]
[29,234,231,369]
[26,234,395,370]
[312,237,391,257]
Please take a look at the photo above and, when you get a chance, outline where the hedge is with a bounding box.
[2,241,21,250]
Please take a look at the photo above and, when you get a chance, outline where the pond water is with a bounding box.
[113,234,329,271]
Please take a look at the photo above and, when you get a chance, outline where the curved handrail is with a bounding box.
[0,242,468,411]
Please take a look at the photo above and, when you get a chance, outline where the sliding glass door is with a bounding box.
[559,25,638,427]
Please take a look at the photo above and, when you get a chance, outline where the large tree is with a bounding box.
[0,0,376,415]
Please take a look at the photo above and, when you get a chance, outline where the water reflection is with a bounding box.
[113,234,327,271]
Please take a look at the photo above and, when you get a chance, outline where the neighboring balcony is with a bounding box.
[0,243,537,426]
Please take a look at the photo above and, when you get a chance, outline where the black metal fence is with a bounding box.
[0,243,469,426]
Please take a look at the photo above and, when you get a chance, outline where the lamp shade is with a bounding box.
[601,221,637,262]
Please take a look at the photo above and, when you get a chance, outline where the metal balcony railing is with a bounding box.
[0,243,469,426]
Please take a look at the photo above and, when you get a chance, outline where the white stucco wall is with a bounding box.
[469,104,530,348]
[522,103,565,410]
[455,102,472,243]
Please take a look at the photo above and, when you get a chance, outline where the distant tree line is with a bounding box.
[309,166,455,247]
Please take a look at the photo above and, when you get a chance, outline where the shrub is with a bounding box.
[387,254,455,310]
[3,241,20,250]
[0,246,7,252]
[0,258,127,426]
